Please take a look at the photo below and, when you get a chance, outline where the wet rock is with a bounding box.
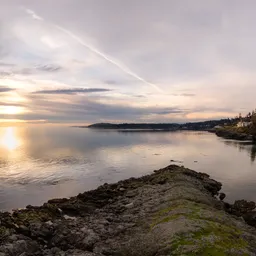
[170,159,183,163]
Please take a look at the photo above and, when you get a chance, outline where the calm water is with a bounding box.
[0,126,256,210]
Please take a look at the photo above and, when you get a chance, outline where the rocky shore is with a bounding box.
[215,128,255,141]
[1,165,256,255]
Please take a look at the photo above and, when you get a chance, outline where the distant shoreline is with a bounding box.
[75,126,213,133]
[75,119,232,131]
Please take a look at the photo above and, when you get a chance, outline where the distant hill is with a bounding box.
[87,119,233,130]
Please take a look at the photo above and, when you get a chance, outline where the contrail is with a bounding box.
[23,8,163,92]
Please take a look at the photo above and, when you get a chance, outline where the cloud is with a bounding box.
[0,102,24,107]
[0,62,15,67]
[104,80,118,85]
[25,93,186,119]
[32,88,112,95]
[0,71,13,77]
[1,1,256,123]
[0,86,15,93]
[170,93,196,97]
[24,8,44,21]
[36,64,62,72]
[133,95,146,98]
[0,64,63,78]
[180,93,196,97]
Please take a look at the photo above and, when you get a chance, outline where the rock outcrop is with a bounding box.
[1,165,256,255]
[215,128,254,141]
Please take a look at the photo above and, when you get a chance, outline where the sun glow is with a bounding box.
[0,106,24,115]
[0,127,21,150]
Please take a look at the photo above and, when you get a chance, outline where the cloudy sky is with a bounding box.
[0,0,256,125]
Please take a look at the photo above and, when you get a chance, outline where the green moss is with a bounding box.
[184,247,227,256]
[151,200,249,255]
[151,214,184,228]
[151,200,208,229]
[13,209,54,224]
[170,221,249,255]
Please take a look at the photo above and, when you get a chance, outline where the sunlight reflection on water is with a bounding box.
[0,127,22,151]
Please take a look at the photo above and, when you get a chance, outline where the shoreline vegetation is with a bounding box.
[1,165,256,255]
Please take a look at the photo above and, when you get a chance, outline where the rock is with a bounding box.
[219,192,226,201]
[1,165,256,255]
[81,229,100,250]
[203,178,222,196]
[124,203,134,209]
[0,240,39,255]
[170,159,183,163]
[45,221,53,226]
[125,190,137,198]
[48,198,69,204]
[232,200,256,215]
[8,235,18,242]
[64,250,100,256]
[17,225,30,236]
[215,129,254,141]
[29,222,54,239]
[63,215,77,220]
[242,211,256,227]
[26,205,39,210]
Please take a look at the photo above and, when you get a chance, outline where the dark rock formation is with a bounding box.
[215,129,254,141]
[0,165,256,255]
[219,192,226,201]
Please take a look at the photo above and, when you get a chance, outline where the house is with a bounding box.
[237,121,252,128]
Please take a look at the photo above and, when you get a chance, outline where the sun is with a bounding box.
[0,106,24,115]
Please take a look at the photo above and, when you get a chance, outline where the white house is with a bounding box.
[237,121,252,128]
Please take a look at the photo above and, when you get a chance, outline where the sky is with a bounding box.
[0,0,256,125]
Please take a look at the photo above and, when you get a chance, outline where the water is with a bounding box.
[0,126,255,210]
